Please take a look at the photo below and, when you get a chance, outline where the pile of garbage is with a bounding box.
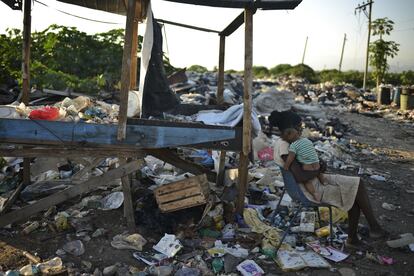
[1,71,414,275]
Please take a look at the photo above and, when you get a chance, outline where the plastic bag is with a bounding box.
[29,106,60,120]
[318,207,348,223]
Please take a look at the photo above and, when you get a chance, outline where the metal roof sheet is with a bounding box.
[56,0,301,15]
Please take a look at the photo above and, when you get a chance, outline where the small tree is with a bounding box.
[368,17,399,93]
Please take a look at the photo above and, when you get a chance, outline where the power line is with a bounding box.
[34,0,123,25]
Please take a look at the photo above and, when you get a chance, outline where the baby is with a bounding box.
[282,128,323,201]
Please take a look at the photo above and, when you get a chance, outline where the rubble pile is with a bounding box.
[0,71,413,275]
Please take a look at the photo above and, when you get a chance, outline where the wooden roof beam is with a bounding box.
[220,9,256,37]
[155,18,220,33]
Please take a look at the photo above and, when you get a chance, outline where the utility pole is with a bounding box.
[338,33,347,72]
[355,0,373,91]
[301,36,308,64]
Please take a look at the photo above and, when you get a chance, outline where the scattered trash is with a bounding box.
[111,233,147,251]
[100,192,124,210]
[307,241,349,262]
[277,249,331,271]
[133,251,169,266]
[29,106,61,120]
[370,175,386,181]
[386,233,414,248]
[299,211,316,232]
[22,221,40,235]
[237,260,264,276]
[63,240,85,256]
[153,234,183,257]
[36,257,63,274]
[366,252,394,265]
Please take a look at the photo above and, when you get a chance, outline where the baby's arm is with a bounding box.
[283,151,296,170]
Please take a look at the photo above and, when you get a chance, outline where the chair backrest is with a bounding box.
[280,167,314,206]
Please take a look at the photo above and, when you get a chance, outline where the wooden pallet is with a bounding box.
[154,174,209,213]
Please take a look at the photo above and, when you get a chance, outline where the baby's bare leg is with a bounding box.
[304,181,321,202]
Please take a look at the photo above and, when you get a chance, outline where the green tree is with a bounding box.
[288,64,317,83]
[269,64,292,76]
[369,17,399,92]
[188,65,208,73]
[400,70,414,85]
[252,66,269,78]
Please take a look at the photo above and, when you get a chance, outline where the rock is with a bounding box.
[382,202,397,211]
[148,265,173,276]
[82,261,93,271]
[56,249,66,257]
[174,267,200,276]
[103,265,118,276]
[224,254,240,274]
[92,228,107,238]
[338,267,356,276]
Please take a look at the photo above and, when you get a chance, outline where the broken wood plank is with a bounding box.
[0,118,236,149]
[71,158,105,181]
[0,160,141,228]
[216,151,226,186]
[146,148,216,182]
[0,181,24,215]
[120,158,136,232]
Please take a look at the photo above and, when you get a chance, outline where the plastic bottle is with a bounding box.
[315,226,330,238]
[22,221,40,235]
[212,258,224,273]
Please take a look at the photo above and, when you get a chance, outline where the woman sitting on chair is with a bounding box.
[269,110,388,248]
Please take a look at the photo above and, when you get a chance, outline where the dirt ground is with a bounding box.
[1,108,413,275]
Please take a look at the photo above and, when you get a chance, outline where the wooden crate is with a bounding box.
[154,174,209,213]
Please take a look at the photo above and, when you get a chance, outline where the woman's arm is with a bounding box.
[284,152,296,170]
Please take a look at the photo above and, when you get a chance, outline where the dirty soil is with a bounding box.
[1,109,414,275]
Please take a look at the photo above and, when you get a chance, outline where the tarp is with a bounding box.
[140,2,179,117]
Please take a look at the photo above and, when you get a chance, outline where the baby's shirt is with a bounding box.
[289,138,319,165]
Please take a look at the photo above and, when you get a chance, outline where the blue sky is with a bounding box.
[0,0,413,71]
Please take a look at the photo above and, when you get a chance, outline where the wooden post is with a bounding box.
[217,35,226,105]
[216,35,226,186]
[118,0,140,232]
[130,3,141,90]
[22,0,32,186]
[236,8,253,214]
[21,0,31,105]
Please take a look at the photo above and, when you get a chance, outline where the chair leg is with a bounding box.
[275,188,285,212]
[328,206,334,246]
[275,205,301,255]
[271,188,285,223]
[315,207,321,228]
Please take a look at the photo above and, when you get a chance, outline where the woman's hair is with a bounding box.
[268,110,302,131]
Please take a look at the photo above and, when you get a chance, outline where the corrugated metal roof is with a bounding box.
[56,0,301,15]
